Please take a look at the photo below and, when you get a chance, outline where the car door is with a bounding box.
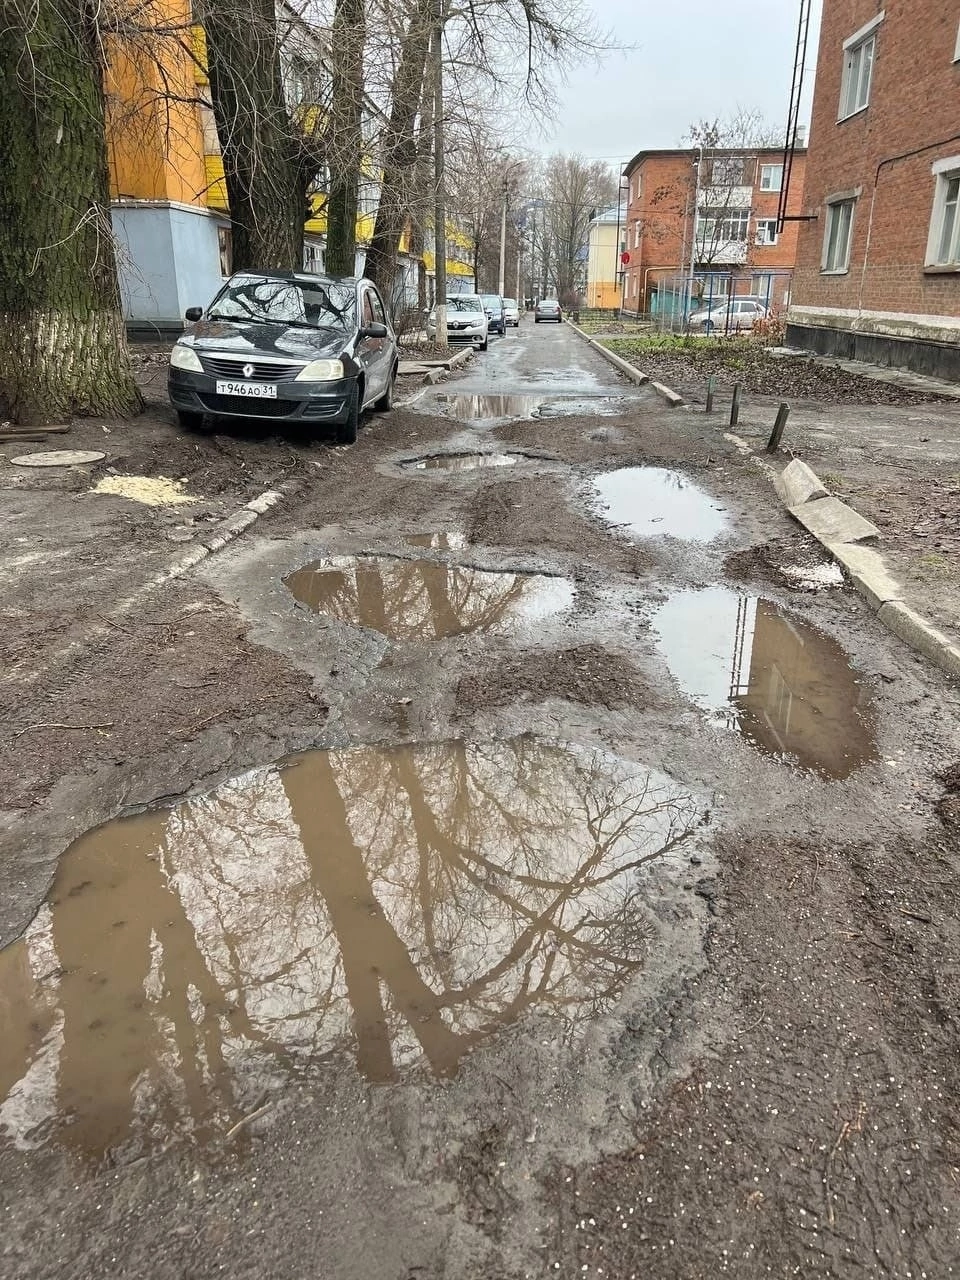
[367,287,394,394]
[356,288,383,405]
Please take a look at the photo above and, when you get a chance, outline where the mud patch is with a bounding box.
[0,738,703,1156]
[589,467,728,542]
[724,543,845,592]
[284,555,574,639]
[652,586,876,778]
[403,452,519,472]
[456,644,652,715]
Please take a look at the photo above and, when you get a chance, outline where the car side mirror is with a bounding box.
[359,322,388,339]
[184,307,203,322]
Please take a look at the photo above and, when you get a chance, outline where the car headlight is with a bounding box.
[294,359,345,382]
[170,343,203,372]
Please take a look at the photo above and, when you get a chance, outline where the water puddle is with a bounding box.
[652,587,876,778]
[404,532,469,550]
[590,467,728,542]
[0,739,702,1155]
[284,556,573,639]
[435,394,541,420]
[403,452,518,472]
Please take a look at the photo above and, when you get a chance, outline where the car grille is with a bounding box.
[198,394,300,417]
[201,356,305,381]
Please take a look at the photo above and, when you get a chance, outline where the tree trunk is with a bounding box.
[0,0,141,425]
[325,0,366,277]
[363,0,433,304]
[199,0,305,271]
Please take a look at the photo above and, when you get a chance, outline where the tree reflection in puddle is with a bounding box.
[284,556,574,639]
[0,739,702,1157]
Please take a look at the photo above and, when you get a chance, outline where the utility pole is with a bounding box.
[497,181,508,297]
[432,0,447,345]
[686,145,703,324]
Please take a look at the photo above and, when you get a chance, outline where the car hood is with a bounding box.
[183,320,350,361]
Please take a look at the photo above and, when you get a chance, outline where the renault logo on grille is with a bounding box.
[242,363,255,378]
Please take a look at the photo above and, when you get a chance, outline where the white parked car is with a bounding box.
[688,297,769,334]
[426,294,488,349]
[502,297,521,327]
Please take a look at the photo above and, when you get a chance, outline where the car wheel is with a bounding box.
[336,380,361,444]
[373,365,396,412]
[479,337,488,351]
[175,409,207,431]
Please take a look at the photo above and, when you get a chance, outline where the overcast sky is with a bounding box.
[527,0,823,166]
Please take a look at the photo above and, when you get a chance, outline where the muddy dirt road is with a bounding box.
[2,320,960,1279]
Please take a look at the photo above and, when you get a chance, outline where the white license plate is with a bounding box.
[215,380,278,398]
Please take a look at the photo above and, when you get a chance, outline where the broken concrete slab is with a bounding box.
[877,601,960,679]
[775,458,829,507]
[789,495,880,545]
[829,543,903,610]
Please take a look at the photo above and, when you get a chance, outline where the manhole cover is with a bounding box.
[11,450,106,467]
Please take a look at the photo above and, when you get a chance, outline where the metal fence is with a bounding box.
[620,268,794,335]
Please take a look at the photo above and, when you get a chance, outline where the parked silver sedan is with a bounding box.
[688,297,768,334]
[534,298,562,323]
[502,298,521,327]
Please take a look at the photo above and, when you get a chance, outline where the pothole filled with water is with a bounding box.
[435,393,542,420]
[0,739,703,1155]
[284,556,574,639]
[652,587,877,778]
[402,452,519,472]
[590,467,728,542]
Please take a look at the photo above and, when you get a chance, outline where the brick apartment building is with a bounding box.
[619,146,807,318]
[787,1,960,380]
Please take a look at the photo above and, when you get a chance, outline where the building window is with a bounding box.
[711,156,749,187]
[751,274,774,302]
[840,14,883,119]
[303,242,323,273]
[926,159,960,267]
[698,209,751,244]
[759,164,783,192]
[217,226,233,277]
[821,199,855,273]
[755,218,779,246]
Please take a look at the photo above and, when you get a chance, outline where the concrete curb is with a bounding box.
[567,321,686,405]
[423,345,474,385]
[761,455,960,680]
[158,488,285,584]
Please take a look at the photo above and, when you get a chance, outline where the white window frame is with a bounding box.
[925,156,960,269]
[821,195,857,274]
[839,13,883,120]
[755,219,779,246]
[759,164,783,192]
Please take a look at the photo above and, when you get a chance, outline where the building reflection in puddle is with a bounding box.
[653,587,877,778]
[0,740,702,1158]
[284,555,574,640]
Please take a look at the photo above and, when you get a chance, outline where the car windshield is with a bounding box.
[540,301,558,308]
[502,298,517,308]
[207,275,356,330]
[480,296,501,307]
[448,297,483,313]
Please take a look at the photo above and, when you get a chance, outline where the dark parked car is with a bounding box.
[479,294,506,334]
[167,271,398,443]
[534,298,562,323]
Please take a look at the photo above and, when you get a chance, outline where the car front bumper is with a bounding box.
[168,368,358,423]
[426,324,486,344]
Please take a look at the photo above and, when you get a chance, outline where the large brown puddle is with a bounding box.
[653,588,877,778]
[590,467,728,541]
[0,740,702,1156]
[284,556,574,639]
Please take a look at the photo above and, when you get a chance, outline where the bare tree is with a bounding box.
[0,0,141,424]
[538,155,615,302]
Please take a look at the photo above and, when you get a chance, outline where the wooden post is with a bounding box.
[705,375,715,414]
[766,403,790,453]
[730,382,741,428]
